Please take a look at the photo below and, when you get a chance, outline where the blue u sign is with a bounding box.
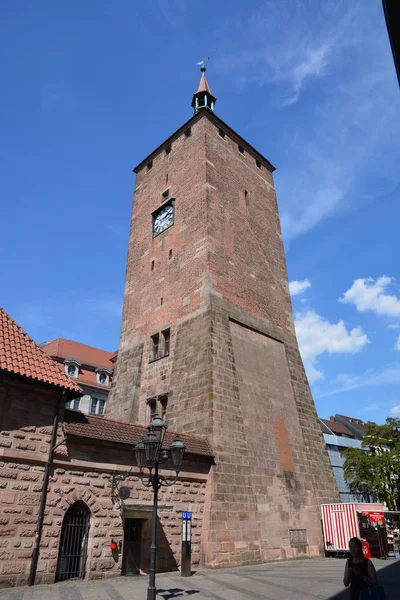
[182,512,192,520]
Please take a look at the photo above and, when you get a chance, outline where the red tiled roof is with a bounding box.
[0,308,81,393]
[321,418,355,437]
[196,73,212,95]
[43,338,114,370]
[63,411,214,458]
[76,369,110,390]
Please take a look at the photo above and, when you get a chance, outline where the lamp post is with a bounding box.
[134,415,185,600]
[360,481,371,503]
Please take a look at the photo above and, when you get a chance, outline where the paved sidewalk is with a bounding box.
[1,558,399,600]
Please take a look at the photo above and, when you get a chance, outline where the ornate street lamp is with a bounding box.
[134,415,185,600]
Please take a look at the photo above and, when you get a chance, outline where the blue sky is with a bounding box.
[1,1,399,423]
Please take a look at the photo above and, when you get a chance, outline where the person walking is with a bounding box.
[343,537,378,599]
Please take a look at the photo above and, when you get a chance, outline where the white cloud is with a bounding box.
[315,364,400,399]
[289,279,311,296]
[391,404,400,416]
[340,276,400,318]
[294,309,369,383]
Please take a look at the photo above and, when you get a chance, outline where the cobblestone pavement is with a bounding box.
[1,558,399,600]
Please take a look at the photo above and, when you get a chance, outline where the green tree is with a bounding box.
[341,417,400,510]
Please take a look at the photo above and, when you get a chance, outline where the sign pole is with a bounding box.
[181,512,192,577]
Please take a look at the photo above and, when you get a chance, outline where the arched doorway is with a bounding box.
[56,501,90,582]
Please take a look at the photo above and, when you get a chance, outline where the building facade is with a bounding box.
[42,339,115,416]
[0,308,213,588]
[320,415,367,503]
[107,69,340,568]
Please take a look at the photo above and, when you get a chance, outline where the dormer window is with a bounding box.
[96,368,112,386]
[64,359,81,379]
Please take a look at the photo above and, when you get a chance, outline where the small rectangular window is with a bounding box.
[90,398,98,414]
[162,328,170,357]
[165,145,171,155]
[169,248,172,259]
[184,128,191,137]
[166,173,169,183]
[238,145,244,154]
[256,160,261,169]
[73,398,80,411]
[162,189,170,199]
[151,333,160,361]
[151,260,154,271]
[245,190,249,206]
[218,128,225,139]
[147,160,153,170]
[65,400,72,409]
[98,399,106,416]
[160,297,163,305]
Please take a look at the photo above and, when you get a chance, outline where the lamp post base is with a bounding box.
[147,586,156,600]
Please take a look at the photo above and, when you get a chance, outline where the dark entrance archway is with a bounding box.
[122,518,143,575]
[56,501,90,582]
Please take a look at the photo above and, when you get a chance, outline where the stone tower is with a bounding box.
[107,68,339,567]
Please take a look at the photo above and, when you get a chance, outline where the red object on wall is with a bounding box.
[110,540,118,550]
[362,540,372,558]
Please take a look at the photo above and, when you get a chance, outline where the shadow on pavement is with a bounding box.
[157,588,200,599]
[327,559,400,599]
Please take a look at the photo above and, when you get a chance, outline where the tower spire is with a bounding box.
[191,58,216,114]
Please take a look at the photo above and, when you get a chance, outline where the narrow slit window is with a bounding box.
[151,260,154,271]
[218,128,225,139]
[256,160,261,169]
[166,173,169,183]
[162,329,170,357]
[151,334,160,361]
[159,395,168,421]
[162,189,170,199]
[147,160,153,170]
[147,398,157,421]
[169,248,172,259]
[160,297,163,305]
[165,145,171,155]
[184,127,191,137]
[245,190,249,206]
[238,145,244,154]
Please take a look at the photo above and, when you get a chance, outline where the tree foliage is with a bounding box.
[341,417,400,510]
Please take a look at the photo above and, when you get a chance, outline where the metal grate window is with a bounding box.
[56,501,90,582]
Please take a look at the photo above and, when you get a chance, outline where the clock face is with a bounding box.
[153,203,174,236]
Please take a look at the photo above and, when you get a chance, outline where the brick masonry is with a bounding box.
[107,107,340,569]
[0,374,211,588]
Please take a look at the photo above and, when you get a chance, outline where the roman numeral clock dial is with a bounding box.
[153,201,174,237]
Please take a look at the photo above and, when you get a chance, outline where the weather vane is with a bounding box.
[196,57,210,72]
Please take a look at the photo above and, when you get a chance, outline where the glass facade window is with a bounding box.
[98,399,105,416]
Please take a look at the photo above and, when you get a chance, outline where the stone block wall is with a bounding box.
[0,375,211,588]
[167,297,340,568]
